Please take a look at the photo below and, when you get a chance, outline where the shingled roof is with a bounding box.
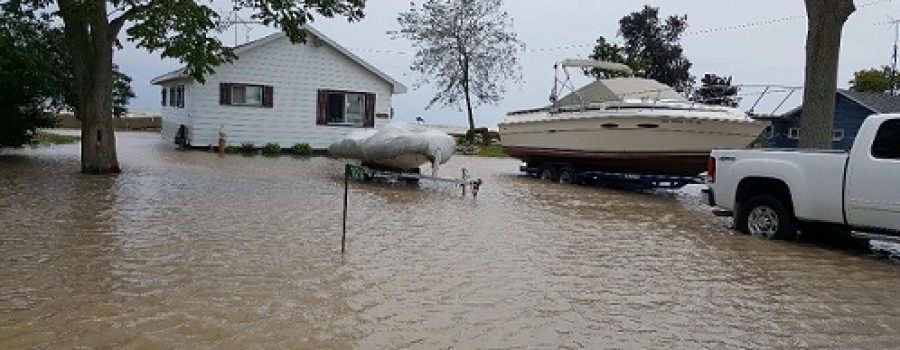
[839,89,900,114]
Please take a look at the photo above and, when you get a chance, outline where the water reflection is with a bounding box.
[2,133,900,348]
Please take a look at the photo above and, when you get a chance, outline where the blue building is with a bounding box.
[760,90,900,150]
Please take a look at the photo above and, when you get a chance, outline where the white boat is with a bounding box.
[329,123,456,173]
[499,60,770,176]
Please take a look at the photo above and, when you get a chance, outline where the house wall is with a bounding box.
[164,35,394,149]
[158,80,195,142]
[768,94,876,150]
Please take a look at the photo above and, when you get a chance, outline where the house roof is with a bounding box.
[839,89,900,114]
[150,26,407,94]
[772,89,900,120]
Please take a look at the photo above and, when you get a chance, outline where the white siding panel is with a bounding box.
[159,83,196,143]
[184,36,395,149]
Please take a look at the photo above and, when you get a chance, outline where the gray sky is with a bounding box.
[118,0,900,127]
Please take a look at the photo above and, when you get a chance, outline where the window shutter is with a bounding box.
[316,90,328,125]
[161,88,167,106]
[177,85,185,108]
[262,85,274,108]
[169,88,176,107]
[364,93,376,128]
[219,83,232,105]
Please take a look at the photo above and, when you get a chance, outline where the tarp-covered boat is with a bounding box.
[328,124,456,173]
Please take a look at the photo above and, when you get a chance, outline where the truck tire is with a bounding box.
[737,195,796,240]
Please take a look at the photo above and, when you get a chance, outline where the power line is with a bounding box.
[348,0,898,56]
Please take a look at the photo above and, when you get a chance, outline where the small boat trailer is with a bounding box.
[345,164,483,197]
[520,165,700,191]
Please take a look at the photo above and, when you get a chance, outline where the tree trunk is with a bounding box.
[461,55,476,132]
[799,0,855,149]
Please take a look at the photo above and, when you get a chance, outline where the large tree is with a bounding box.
[1,3,133,147]
[395,0,523,132]
[849,66,896,94]
[690,74,740,107]
[589,5,693,92]
[799,0,855,149]
[9,0,365,173]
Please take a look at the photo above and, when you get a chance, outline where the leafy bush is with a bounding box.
[225,145,240,154]
[240,143,255,154]
[291,142,312,156]
[262,142,281,155]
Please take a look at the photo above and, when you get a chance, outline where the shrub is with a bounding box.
[262,142,281,155]
[240,143,255,154]
[225,145,240,154]
[291,142,312,156]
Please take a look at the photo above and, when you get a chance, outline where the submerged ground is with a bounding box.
[2,132,900,348]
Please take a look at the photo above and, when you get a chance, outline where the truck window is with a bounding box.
[871,119,900,160]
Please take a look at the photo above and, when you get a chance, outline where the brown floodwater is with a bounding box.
[2,132,900,348]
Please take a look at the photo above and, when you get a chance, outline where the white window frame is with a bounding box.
[788,128,800,139]
[833,129,845,142]
[231,85,263,106]
[326,92,367,126]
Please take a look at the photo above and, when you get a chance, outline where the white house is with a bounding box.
[150,26,407,149]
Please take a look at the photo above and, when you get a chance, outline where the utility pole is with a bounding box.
[889,18,900,95]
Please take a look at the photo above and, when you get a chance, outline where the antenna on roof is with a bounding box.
[218,11,263,47]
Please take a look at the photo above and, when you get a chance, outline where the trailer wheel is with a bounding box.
[538,166,558,182]
[737,195,796,240]
[558,166,578,184]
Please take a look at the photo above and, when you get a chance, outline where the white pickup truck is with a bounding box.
[705,114,900,240]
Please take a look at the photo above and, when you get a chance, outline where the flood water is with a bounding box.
[3,132,900,348]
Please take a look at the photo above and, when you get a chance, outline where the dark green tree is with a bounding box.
[1,3,134,148]
[690,74,740,107]
[8,0,365,173]
[588,5,693,91]
[849,66,896,94]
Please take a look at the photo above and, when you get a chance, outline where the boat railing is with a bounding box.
[547,84,802,117]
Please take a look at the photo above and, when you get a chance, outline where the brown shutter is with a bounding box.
[316,90,328,125]
[364,93,375,128]
[161,88,166,106]
[262,85,274,108]
[219,83,232,105]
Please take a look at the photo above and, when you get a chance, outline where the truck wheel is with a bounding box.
[538,166,558,182]
[737,195,796,240]
[558,166,578,184]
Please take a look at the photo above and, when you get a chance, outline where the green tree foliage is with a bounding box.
[588,5,693,91]
[849,66,896,94]
[395,0,524,131]
[0,3,134,148]
[7,0,364,172]
[691,74,740,107]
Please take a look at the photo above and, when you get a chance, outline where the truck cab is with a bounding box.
[707,114,900,239]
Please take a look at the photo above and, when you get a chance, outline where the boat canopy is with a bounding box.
[561,59,633,75]
[553,77,687,108]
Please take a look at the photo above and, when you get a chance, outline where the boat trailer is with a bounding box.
[520,165,700,191]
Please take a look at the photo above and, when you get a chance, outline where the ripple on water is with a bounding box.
[2,132,900,348]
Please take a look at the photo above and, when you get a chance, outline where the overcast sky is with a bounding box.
[117,0,900,127]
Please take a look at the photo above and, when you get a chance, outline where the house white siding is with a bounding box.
[160,35,396,149]
[159,81,195,142]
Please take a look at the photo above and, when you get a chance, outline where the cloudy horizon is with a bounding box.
[117,0,900,128]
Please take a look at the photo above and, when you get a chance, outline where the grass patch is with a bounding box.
[477,145,508,158]
[32,131,80,145]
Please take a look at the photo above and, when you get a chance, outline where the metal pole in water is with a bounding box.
[342,164,349,254]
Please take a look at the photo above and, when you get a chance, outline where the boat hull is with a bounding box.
[499,114,768,176]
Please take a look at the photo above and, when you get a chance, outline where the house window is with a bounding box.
[833,129,845,142]
[762,126,774,139]
[161,87,167,106]
[871,119,900,160]
[317,90,375,127]
[788,128,800,139]
[219,83,273,108]
[232,85,262,106]
[167,85,185,108]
